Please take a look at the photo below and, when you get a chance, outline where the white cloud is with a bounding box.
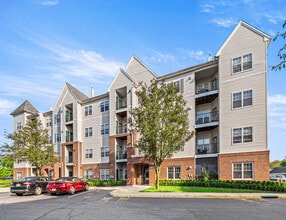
[268,94,286,105]
[211,18,237,27]
[36,0,60,6]
[268,94,286,130]
[147,51,176,64]
[185,50,209,61]
[200,4,214,13]
[0,99,18,115]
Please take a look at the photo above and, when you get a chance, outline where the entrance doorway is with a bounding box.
[142,166,149,185]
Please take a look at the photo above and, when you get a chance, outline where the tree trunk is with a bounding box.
[36,167,41,176]
[155,165,161,190]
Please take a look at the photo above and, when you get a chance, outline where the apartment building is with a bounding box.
[11,21,271,184]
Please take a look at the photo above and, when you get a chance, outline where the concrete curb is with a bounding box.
[110,192,286,199]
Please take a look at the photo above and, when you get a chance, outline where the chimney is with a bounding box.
[208,54,212,61]
[90,87,94,97]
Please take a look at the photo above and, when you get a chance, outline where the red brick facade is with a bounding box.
[218,150,270,181]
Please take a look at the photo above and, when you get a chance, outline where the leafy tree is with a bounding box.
[280,159,286,167]
[270,160,281,169]
[271,20,286,71]
[0,156,13,178]
[129,79,194,189]
[0,118,58,176]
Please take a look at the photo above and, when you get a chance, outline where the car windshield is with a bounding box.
[55,177,73,181]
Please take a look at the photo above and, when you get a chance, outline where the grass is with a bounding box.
[141,186,269,193]
[0,180,12,188]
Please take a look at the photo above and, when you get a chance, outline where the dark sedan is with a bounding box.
[10,176,49,196]
[46,177,89,195]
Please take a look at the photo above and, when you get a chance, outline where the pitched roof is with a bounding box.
[216,20,272,56]
[10,100,39,116]
[66,82,89,102]
[270,167,286,174]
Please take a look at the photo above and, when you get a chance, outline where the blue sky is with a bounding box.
[0,0,285,161]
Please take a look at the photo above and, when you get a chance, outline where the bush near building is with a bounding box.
[159,180,286,192]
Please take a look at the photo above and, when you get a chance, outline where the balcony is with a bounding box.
[195,79,218,105]
[116,123,128,135]
[195,111,218,131]
[116,151,127,160]
[66,156,73,164]
[196,143,218,155]
[196,164,218,176]
[66,131,73,142]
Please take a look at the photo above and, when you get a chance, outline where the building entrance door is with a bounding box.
[142,166,149,184]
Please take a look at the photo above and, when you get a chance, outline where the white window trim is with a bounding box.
[232,53,252,75]
[232,162,254,180]
[232,126,253,145]
[232,89,253,110]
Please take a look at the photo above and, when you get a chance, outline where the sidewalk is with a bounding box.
[108,185,286,199]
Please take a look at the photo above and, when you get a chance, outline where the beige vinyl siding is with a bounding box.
[218,24,267,154]
[82,98,109,164]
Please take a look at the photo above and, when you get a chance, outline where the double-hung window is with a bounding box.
[232,53,252,73]
[167,166,181,179]
[101,146,110,157]
[85,149,93,158]
[100,169,110,180]
[233,162,253,180]
[101,101,109,112]
[232,127,253,144]
[16,122,22,130]
[232,90,252,109]
[85,105,92,116]
[85,170,93,179]
[85,127,93,137]
[101,124,109,135]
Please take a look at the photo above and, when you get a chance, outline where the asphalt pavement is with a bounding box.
[2,185,286,199]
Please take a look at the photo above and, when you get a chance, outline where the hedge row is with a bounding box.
[159,179,286,192]
[86,179,126,187]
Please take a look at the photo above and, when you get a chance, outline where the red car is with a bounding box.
[46,177,89,195]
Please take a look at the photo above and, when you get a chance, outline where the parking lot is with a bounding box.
[1,188,286,220]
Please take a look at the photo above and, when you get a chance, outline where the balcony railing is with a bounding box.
[66,156,73,163]
[116,152,127,160]
[196,79,218,95]
[116,124,128,134]
[196,111,218,125]
[66,134,73,142]
[196,143,218,155]
[196,165,217,175]
[116,98,127,110]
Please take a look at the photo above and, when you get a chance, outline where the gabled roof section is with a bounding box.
[108,68,135,92]
[66,82,88,102]
[125,55,157,78]
[10,100,39,116]
[216,20,272,56]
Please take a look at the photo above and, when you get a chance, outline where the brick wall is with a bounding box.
[218,150,270,181]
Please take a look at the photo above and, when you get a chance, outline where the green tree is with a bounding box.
[280,159,286,167]
[129,79,194,189]
[270,160,281,169]
[271,20,286,71]
[0,119,58,176]
[0,156,13,178]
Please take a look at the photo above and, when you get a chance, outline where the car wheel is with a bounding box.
[16,193,23,196]
[69,186,75,195]
[34,187,42,195]
[84,184,89,191]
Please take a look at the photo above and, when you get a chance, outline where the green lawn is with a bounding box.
[0,180,12,188]
[141,186,269,193]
